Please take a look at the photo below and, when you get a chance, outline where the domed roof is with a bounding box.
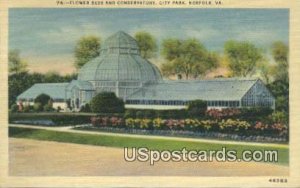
[78,31,162,83]
[101,31,139,52]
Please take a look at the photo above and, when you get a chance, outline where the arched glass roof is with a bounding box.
[78,31,162,83]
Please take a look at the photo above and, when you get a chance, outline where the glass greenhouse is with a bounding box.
[17,31,275,111]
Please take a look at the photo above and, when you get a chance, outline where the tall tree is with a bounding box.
[44,71,64,83]
[9,49,28,74]
[224,40,262,77]
[74,35,101,69]
[271,41,288,82]
[257,60,273,84]
[134,31,157,59]
[161,38,218,79]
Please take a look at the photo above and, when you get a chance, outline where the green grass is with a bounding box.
[9,127,289,165]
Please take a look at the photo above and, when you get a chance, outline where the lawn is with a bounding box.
[9,127,289,165]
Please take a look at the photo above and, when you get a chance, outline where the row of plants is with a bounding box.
[125,108,287,124]
[11,94,58,113]
[91,117,288,137]
[11,103,59,113]
[10,113,93,125]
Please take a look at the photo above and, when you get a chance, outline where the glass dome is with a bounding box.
[78,31,162,83]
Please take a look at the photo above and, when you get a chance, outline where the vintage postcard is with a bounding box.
[0,0,300,187]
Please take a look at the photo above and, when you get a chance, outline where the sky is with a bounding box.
[9,8,289,74]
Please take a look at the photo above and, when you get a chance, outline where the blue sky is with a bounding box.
[9,8,289,74]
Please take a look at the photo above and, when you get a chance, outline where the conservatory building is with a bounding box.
[17,31,275,111]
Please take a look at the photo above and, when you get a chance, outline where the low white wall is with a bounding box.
[52,102,67,110]
[207,106,231,110]
[126,105,238,110]
[17,101,68,111]
[125,104,187,110]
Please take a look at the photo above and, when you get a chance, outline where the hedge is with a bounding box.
[9,112,123,126]
[124,107,276,122]
[124,109,188,119]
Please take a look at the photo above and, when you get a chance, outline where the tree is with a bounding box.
[9,49,28,74]
[271,41,288,82]
[187,100,207,117]
[161,38,218,79]
[45,71,64,83]
[134,31,157,59]
[191,52,219,78]
[64,73,78,82]
[90,92,125,113]
[74,35,101,69]
[257,59,273,84]
[80,103,91,112]
[9,72,41,107]
[224,40,262,77]
[267,79,289,113]
[34,94,51,107]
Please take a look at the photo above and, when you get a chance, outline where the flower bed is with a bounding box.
[90,116,288,139]
[76,125,287,143]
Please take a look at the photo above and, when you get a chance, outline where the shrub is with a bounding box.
[110,117,124,127]
[124,109,135,118]
[91,117,100,126]
[10,104,19,113]
[135,111,144,118]
[153,118,163,129]
[90,92,125,113]
[34,94,51,107]
[219,119,250,134]
[23,105,31,113]
[206,108,241,119]
[187,100,207,117]
[253,121,288,137]
[240,107,273,120]
[90,116,124,127]
[144,110,155,118]
[33,103,43,112]
[140,119,152,129]
[125,118,135,128]
[154,109,187,119]
[57,106,62,112]
[66,99,72,110]
[43,104,54,112]
[270,111,288,124]
[155,110,164,118]
[271,123,288,137]
[80,103,91,112]
[125,109,188,119]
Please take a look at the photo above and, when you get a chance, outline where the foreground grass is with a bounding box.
[9,127,289,165]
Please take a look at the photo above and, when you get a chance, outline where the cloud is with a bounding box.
[128,23,168,40]
[235,30,280,44]
[184,25,221,41]
[37,24,106,45]
[229,25,287,46]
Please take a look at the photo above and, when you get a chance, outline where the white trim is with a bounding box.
[125,104,187,110]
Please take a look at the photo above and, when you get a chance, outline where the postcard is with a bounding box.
[0,0,300,187]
